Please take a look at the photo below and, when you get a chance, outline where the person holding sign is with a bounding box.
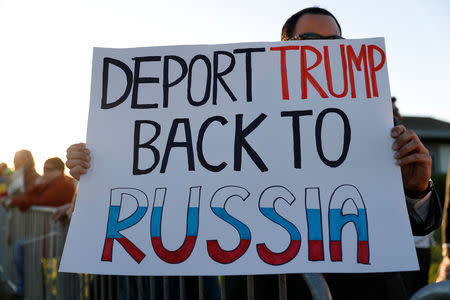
[275,7,441,300]
[64,6,442,300]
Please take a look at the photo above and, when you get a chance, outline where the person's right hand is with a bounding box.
[0,196,11,208]
[52,203,73,223]
[66,143,91,180]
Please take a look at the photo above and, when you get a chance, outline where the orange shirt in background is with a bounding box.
[10,175,75,211]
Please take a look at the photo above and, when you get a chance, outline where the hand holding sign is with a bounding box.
[391,125,432,194]
[66,143,91,180]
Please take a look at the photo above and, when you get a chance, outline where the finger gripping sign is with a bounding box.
[60,38,419,275]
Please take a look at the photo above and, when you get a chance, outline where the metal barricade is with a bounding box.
[0,206,11,283]
[0,206,331,300]
[0,206,20,291]
[22,206,67,299]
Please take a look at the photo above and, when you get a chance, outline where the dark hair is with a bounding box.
[45,157,65,171]
[281,7,342,41]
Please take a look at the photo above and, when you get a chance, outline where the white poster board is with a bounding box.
[60,38,419,275]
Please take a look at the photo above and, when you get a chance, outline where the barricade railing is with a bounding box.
[0,206,27,290]
[0,206,332,300]
[0,205,15,288]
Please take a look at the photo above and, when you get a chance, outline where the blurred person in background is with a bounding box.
[0,157,75,297]
[0,162,8,174]
[14,150,40,189]
[0,151,40,297]
[9,150,40,196]
[0,150,40,248]
[0,162,13,196]
[1,157,75,210]
[436,162,450,282]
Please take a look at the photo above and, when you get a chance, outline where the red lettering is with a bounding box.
[270,46,300,100]
[257,240,301,265]
[300,46,328,99]
[368,45,386,97]
[207,239,251,264]
[324,45,348,98]
[347,45,371,99]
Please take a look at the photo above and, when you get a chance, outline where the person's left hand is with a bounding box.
[391,125,431,193]
[436,256,450,282]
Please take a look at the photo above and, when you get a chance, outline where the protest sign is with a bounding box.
[60,38,419,275]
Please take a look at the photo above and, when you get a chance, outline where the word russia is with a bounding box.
[102,184,369,266]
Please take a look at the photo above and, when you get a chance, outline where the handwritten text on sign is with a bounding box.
[60,38,418,275]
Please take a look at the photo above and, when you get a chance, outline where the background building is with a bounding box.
[402,117,450,174]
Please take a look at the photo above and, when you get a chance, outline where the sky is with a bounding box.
[1,0,449,172]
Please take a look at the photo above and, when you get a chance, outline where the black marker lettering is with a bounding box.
[281,110,313,169]
[131,56,161,109]
[101,57,133,109]
[234,114,268,172]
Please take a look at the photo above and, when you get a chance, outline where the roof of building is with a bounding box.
[401,116,450,140]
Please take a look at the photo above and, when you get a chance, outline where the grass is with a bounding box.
[426,173,446,283]
[429,228,443,283]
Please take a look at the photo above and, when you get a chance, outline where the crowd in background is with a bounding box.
[0,150,222,300]
[0,150,76,298]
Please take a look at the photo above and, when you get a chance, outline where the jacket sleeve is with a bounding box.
[29,178,75,208]
[10,177,75,211]
[409,187,443,236]
[10,185,43,211]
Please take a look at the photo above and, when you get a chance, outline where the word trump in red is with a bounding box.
[270,43,385,100]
